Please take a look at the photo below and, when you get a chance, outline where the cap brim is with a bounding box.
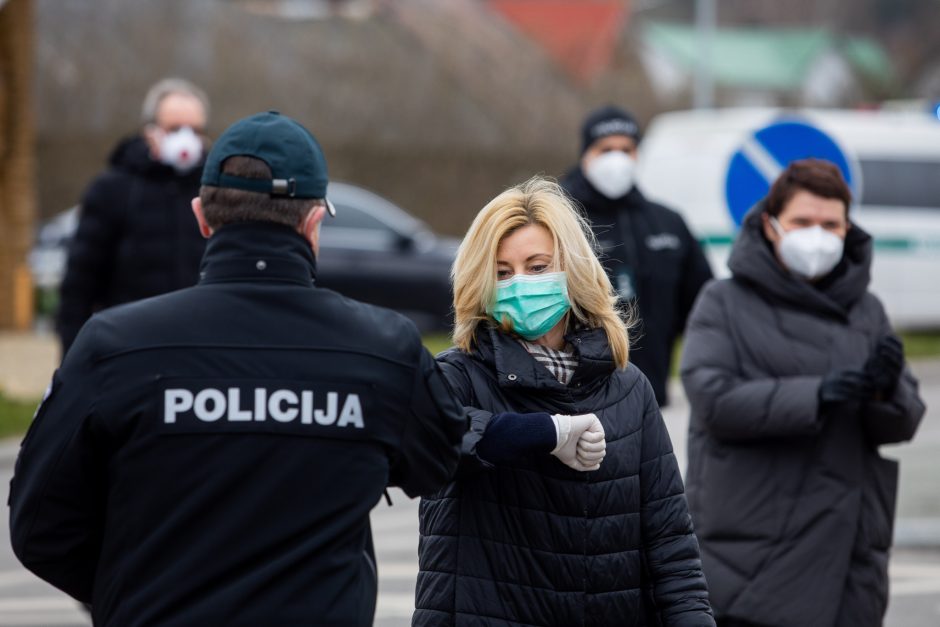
[325,198,336,218]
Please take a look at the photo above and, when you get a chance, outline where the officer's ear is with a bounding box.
[301,204,327,255]
[191,197,213,238]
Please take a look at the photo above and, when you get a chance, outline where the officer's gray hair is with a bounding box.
[140,78,210,125]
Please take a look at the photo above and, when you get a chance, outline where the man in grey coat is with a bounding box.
[681,159,925,627]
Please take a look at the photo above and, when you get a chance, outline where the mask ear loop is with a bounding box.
[769,216,786,237]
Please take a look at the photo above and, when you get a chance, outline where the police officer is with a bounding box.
[561,105,712,406]
[9,111,465,626]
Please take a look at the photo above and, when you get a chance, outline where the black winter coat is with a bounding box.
[560,170,712,406]
[12,223,465,626]
[680,204,926,627]
[56,135,206,354]
[415,324,715,626]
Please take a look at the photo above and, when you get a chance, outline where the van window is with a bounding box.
[859,160,940,209]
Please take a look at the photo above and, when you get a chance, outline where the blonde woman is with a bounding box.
[414,177,714,627]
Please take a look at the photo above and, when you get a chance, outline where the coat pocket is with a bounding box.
[861,456,899,551]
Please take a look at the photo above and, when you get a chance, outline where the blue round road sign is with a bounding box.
[724,119,857,226]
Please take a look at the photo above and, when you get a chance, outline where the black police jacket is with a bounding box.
[57,136,207,354]
[561,168,713,406]
[10,222,465,626]
[415,324,714,626]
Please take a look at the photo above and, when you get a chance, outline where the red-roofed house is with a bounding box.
[486,0,631,82]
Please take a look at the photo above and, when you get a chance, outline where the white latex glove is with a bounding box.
[576,419,605,470]
[550,413,603,471]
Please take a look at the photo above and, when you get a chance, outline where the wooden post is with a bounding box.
[0,0,37,330]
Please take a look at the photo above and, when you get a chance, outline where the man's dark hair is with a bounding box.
[765,159,852,218]
[200,156,321,230]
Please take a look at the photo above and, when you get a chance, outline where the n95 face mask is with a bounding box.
[488,272,571,340]
[771,217,845,280]
[584,151,635,199]
[158,127,203,174]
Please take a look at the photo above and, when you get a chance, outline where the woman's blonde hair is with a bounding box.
[452,176,632,369]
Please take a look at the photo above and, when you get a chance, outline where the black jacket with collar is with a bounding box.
[56,135,207,354]
[560,168,713,406]
[11,222,465,626]
[414,324,715,627]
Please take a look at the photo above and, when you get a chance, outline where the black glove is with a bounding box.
[863,335,904,398]
[818,370,874,406]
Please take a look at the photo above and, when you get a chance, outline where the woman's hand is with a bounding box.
[551,413,606,471]
[576,419,606,470]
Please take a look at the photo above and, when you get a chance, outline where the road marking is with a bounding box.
[375,562,419,579]
[0,613,88,625]
[891,563,940,578]
[0,596,80,610]
[375,591,417,617]
[0,570,40,588]
[890,562,940,596]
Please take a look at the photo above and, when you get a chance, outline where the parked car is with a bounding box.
[29,182,458,332]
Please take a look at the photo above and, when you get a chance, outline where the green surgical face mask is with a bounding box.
[488,272,571,340]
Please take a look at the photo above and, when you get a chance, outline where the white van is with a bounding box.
[636,107,940,329]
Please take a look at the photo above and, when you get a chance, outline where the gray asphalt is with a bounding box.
[0,359,936,625]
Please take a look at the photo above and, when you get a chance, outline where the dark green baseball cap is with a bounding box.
[201,110,335,216]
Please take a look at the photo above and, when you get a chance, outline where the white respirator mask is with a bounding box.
[583,150,636,199]
[770,217,845,280]
[157,126,203,174]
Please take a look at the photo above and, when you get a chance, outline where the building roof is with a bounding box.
[486,0,629,82]
[643,21,894,90]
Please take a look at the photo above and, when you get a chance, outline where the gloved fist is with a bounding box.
[863,335,904,398]
[551,413,605,472]
[575,419,606,471]
[818,370,874,406]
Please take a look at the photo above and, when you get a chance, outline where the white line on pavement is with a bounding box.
[376,562,419,579]
[0,596,81,611]
[0,613,88,625]
[375,591,417,617]
[0,570,40,588]
[892,578,940,596]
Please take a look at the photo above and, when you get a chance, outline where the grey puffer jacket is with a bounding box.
[680,204,926,627]
[415,324,715,627]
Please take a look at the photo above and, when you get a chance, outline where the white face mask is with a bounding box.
[583,150,635,199]
[157,126,203,173]
[770,217,845,280]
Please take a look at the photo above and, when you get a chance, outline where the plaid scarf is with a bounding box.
[518,339,579,385]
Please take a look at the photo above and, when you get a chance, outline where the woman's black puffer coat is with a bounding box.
[414,324,715,626]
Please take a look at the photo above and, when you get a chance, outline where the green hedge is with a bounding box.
[0,392,37,440]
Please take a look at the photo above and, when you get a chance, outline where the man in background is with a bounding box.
[56,78,210,355]
[561,105,712,406]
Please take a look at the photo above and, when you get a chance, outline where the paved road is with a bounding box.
[0,358,936,625]
[1,479,938,626]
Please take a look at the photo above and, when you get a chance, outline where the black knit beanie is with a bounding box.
[580,105,641,154]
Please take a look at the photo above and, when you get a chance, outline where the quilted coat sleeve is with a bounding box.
[638,378,715,626]
[861,300,926,445]
[436,354,497,477]
[680,281,824,442]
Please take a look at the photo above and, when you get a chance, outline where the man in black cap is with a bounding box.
[10,111,465,626]
[561,105,712,406]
